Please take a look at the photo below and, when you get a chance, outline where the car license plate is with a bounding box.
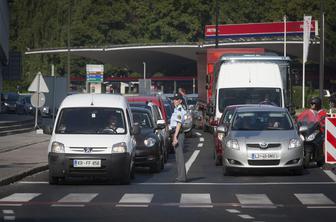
[73,159,101,168]
[251,153,278,160]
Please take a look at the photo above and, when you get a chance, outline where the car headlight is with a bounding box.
[289,138,302,149]
[226,139,240,150]
[51,141,65,153]
[306,130,319,142]
[217,133,224,141]
[4,102,8,106]
[112,142,127,153]
[144,137,156,147]
[42,106,49,112]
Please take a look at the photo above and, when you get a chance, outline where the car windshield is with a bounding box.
[132,111,153,128]
[164,104,173,118]
[55,108,126,134]
[187,98,197,106]
[5,93,19,101]
[218,88,282,112]
[231,111,293,131]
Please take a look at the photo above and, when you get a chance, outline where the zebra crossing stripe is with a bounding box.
[116,193,154,208]
[52,193,98,207]
[236,194,275,208]
[180,193,212,208]
[200,137,204,142]
[0,193,41,206]
[294,193,335,205]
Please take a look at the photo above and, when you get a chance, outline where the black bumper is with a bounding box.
[48,153,131,179]
[134,146,160,166]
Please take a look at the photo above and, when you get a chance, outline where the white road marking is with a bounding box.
[226,209,240,213]
[199,137,204,142]
[116,193,153,207]
[236,194,275,208]
[238,214,254,219]
[294,193,335,205]
[2,210,14,214]
[52,193,98,207]
[18,181,48,184]
[185,150,200,174]
[307,206,336,209]
[0,193,41,206]
[323,170,336,182]
[0,204,21,207]
[195,132,202,136]
[52,204,85,207]
[197,143,203,148]
[3,216,15,221]
[137,181,336,186]
[180,193,212,208]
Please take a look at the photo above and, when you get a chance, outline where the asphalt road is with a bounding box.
[1,130,336,222]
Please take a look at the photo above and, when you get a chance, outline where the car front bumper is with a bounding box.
[134,145,160,166]
[48,153,131,179]
[223,146,303,169]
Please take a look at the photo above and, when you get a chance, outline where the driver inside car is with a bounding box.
[104,114,125,133]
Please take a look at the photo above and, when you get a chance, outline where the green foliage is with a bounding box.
[7,0,336,91]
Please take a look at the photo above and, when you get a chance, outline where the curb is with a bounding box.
[0,164,49,186]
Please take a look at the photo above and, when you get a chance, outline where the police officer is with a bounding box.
[170,94,187,182]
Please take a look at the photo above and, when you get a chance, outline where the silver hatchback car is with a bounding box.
[218,105,303,175]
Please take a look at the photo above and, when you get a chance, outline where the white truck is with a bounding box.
[212,54,292,121]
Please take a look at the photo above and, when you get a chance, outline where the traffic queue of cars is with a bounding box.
[45,93,194,185]
[1,92,50,117]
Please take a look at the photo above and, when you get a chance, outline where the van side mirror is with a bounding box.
[131,123,140,135]
[43,125,53,135]
[156,119,166,130]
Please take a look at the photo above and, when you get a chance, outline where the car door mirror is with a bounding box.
[156,119,166,129]
[131,123,140,135]
[217,125,228,134]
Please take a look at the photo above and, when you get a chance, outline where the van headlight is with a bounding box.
[289,138,302,149]
[112,142,127,153]
[226,139,240,150]
[144,137,156,147]
[51,141,65,153]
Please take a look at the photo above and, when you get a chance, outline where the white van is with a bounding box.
[47,94,139,184]
[213,54,290,121]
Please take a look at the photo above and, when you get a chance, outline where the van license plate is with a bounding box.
[73,159,101,168]
[251,153,278,160]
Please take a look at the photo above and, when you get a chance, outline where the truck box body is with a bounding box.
[197,48,265,104]
[213,54,291,120]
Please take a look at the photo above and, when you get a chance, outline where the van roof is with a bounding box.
[220,54,290,62]
[60,94,128,108]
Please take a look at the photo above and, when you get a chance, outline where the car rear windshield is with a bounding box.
[231,111,293,131]
[218,88,282,112]
[55,107,126,134]
[132,111,153,128]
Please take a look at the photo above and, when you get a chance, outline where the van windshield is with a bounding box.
[218,88,282,112]
[55,108,127,134]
